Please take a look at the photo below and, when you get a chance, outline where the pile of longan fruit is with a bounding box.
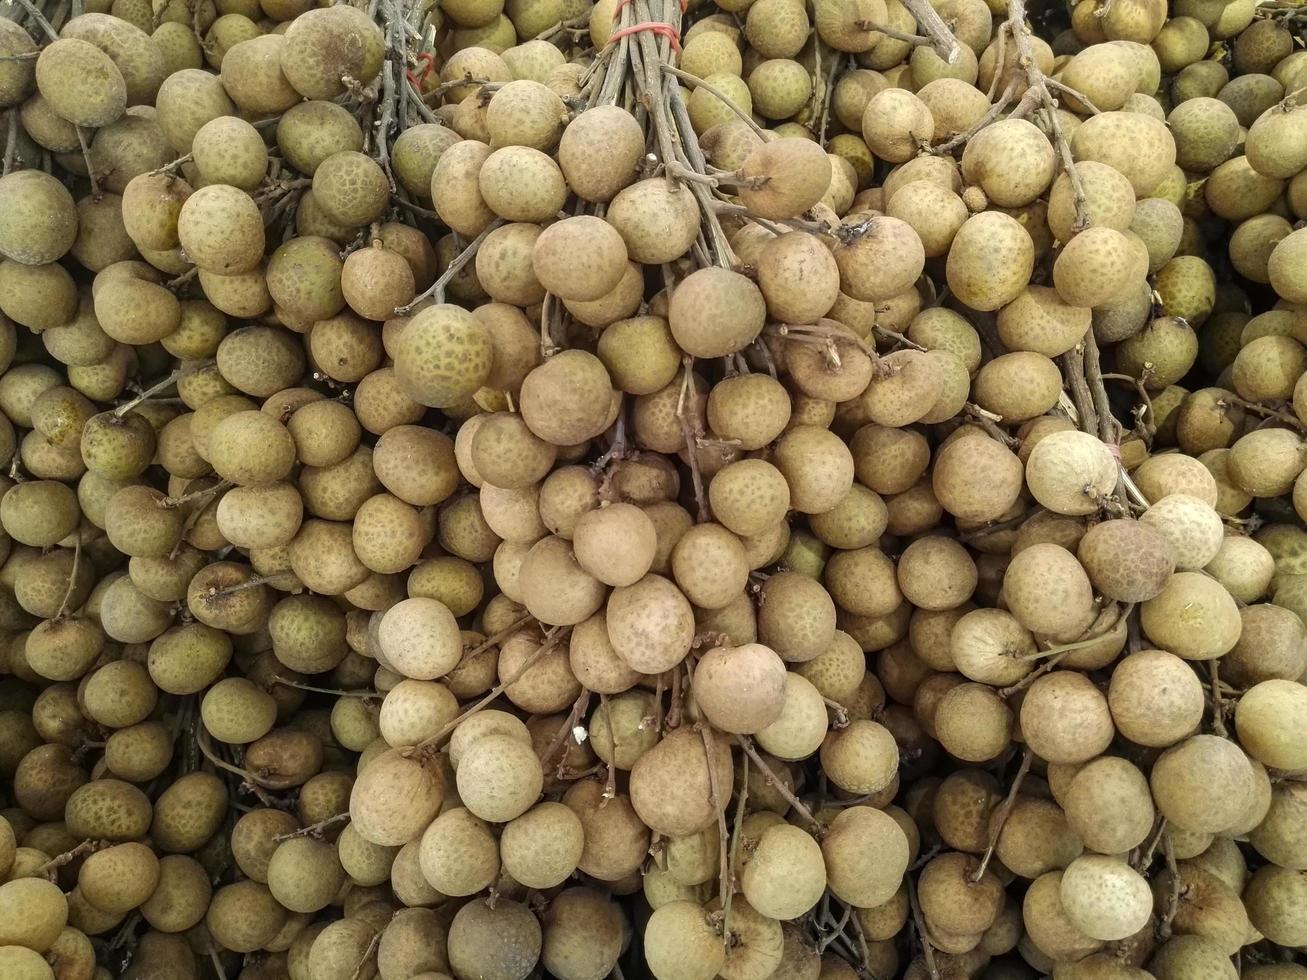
[0,0,1305,976]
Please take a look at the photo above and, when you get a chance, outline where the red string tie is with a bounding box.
[406,51,437,90]
[607,20,683,50]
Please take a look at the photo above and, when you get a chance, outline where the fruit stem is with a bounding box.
[900,0,962,64]
[676,358,710,523]
[907,874,942,980]
[1156,832,1181,940]
[272,812,350,842]
[734,734,824,834]
[722,749,749,945]
[194,726,279,805]
[76,126,101,202]
[2,110,18,178]
[115,361,213,418]
[661,64,767,139]
[13,0,58,40]
[271,676,378,699]
[1208,660,1229,737]
[396,219,502,315]
[35,838,111,880]
[539,689,591,776]
[160,479,231,510]
[696,718,733,949]
[54,535,81,620]
[404,623,567,756]
[970,747,1032,883]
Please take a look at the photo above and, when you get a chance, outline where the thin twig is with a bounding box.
[971,748,1032,882]
[14,0,58,39]
[735,735,822,833]
[55,536,82,620]
[76,126,101,201]
[396,219,501,314]
[699,722,731,949]
[404,626,570,755]
[1156,833,1181,941]
[907,874,941,980]
[900,0,962,63]
[36,839,111,879]
[272,812,350,841]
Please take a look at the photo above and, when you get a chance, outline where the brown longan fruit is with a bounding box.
[1109,648,1203,750]
[348,748,444,846]
[607,178,704,265]
[0,876,68,952]
[629,725,732,838]
[1019,671,1114,765]
[207,880,289,955]
[266,837,346,915]
[77,842,159,916]
[140,855,211,933]
[1062,755,1155,855]
[932,435,1023,524]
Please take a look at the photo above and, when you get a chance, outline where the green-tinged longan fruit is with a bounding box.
[607,178,702,264]
[277,100,365,177]
[151,770,227,852]
[176,184,264,276]
[1072,110,1176,196]
[756,570,837,664]
[1235,679,1307,772]
[0,259,77,330]
[0,877,68,952]
[946,211,1033,311]
[191,115,267,190]
[0,19,38,107]
[1150,733,1254,834]
[821,805,910,909]
[201,677,276,744]
[35,38,126,128]
[960,118,1057,208]
[267,837,345,914]
[154,67,234,152]
[280,5,382,99]
[147,622,233,694]
[104,721,173,782]
[80,410,156,481]
[395,304,492,409]
[206,411,295,485]
[0,480,79,547]
[446,899,540,980]
[1247,102,1307,180]
[312,150,389,227]
[77,842,159,915]
[207,880,287,954]
[104,485,183,558]
[644,901,725,980]
[140,855,210,933]
[0,171,77,266]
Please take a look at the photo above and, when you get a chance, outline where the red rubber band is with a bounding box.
[406,51,436,90]
[608,20,682,50]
